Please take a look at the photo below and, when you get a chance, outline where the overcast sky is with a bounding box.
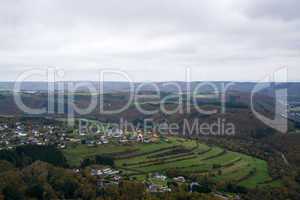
[0,0,299,82]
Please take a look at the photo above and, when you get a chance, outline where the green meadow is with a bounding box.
[63,137,279,188]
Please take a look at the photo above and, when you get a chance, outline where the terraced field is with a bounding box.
[63,137,278,188]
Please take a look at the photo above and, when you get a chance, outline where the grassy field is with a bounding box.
[63,137,279,188]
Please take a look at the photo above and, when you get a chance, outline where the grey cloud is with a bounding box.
[241,0,300,21]
[0,0,299,81]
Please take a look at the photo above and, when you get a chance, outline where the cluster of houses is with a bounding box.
[0,118,164,151]
[147,173,172,193]
[0,120,69,150]
[81,127,161,147]
[148,184,172,193]
[147,174,190,193]
[90,167,122,187]
[91,167,120,177]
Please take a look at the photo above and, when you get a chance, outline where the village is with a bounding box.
[0,119,67,150]
[0,118,171,191]
[0,117,240,199]
[0,117,168,150]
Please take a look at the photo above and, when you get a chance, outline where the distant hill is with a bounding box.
[1,81,300,94]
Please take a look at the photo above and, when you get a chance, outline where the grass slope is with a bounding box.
[63,137,279,188]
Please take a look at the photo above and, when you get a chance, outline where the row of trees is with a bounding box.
[0,160,222,200]
[0,145,67,167]
[81,155,115,168]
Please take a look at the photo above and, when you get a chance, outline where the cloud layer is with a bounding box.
[0,0,299,81]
